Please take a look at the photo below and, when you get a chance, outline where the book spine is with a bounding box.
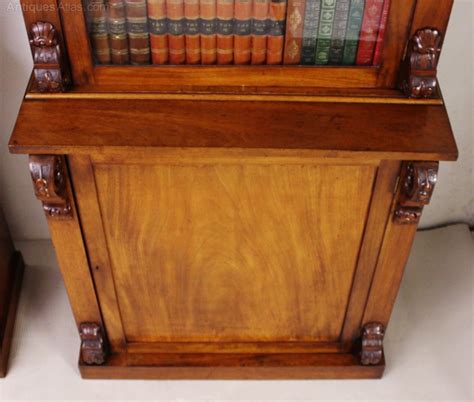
[185,0,201,63]
[126,0,151,64]
[328,0,350,65]
[282,0,306,64]
[372,0,390,65]
[342,0,365,65]
[148,0,169,64]
[250,0,269,64]
[200,0,217,64]
[216,0,234,64]
[234,0,253,64]
[88,0,112,64]
[109,0,130,64]
[166,0,186,63]
[300,0,321,65]
[314,0,336,65]
[267,0,287,64]
[355,0,384,65]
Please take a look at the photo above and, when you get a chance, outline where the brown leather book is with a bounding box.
[234,0,252,64]
[167,0,186,64]
[125,0,151,64]
[282,0,305,64]
[108,0,130,64]
[267,0,287,64]
[216,0,234,64]
[87,0,111,64]
[148,0,169,64]
[200,0,217,64]
[185,0,201,64]
[251,0,269,64]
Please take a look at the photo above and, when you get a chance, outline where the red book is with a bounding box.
[200,0,217,64]
[148,0,169,64]
[185,0,201,64]
[216,0,234,64]
[356,0,385,66]
[234,0,252,64]
[251,0,269,64]
[372,0,391,66]
[282,0,306,64]
[167,0,186,64]
[267,0,287,65]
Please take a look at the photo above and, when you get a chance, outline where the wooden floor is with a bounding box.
[0,225,472,400]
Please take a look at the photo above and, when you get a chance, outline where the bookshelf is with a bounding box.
[9,0,457,379]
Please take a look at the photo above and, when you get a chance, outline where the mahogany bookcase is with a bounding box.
[10,0,457,379]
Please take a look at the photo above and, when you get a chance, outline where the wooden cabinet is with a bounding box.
[0,208,24,378]
[10,0,457,379]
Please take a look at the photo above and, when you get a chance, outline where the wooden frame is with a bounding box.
[19,0,453,93]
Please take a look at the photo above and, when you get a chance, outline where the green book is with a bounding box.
[314,0,337,65]
[342,0,365,65]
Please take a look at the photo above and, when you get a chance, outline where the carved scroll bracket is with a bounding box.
[79,323,108,365]
[360,322,385,366]
[399,28,443,98]
[29,22,71,92]
[394,161,439,224]
[29,155,73,219]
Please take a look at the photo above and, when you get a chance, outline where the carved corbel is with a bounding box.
[360,322,385,366]
[399,28,442,98]
[79,323,108,365]
[394,161,439,224]
[29,155,73,219]
[29,22,71,92]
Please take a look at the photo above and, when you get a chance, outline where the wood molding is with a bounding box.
[394,161,439,224]
[360,322,385,366]
[29,21,71,92]
[29,155,73,219]
[79,323,107,365]
[399,28,442,98]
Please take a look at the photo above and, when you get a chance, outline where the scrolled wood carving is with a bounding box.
[29,22,70,92]
[394,161,439,224]
[360,322,385,366]
[79,323,107,365]
[400,28,443,98]
[29,155,72,219]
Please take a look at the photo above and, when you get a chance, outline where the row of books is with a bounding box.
[86,0,390,65]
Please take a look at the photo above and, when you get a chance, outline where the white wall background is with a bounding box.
[1,0,473,240]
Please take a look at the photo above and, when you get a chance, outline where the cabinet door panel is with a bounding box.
[90,161,375,343]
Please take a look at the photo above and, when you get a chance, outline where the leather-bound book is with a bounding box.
[355,0,385,65]
[148,0,169,64]
[185,0,201,64]
[87,0,111,64]
[216,0,234,64]
[125,0,151,64]
[250,0,269,64]
[108,0,130,64]
[167,0,186,63]
[283,0,306,64]
[234,0,252,64]
[200,0,217,64]
[328,0,351,65]
[372,0,390,65]
[342,0,365,65]
[300,0,321,65]
[267,0,287,64]
[314,0,336,65]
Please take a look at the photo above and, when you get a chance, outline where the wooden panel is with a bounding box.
[410,0,454,38]
[9,99,458,161]
[92,162,375,343]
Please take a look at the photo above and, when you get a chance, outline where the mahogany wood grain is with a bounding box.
[10,99,457,161]
[79,352,384,379]
[92,161,374,343]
